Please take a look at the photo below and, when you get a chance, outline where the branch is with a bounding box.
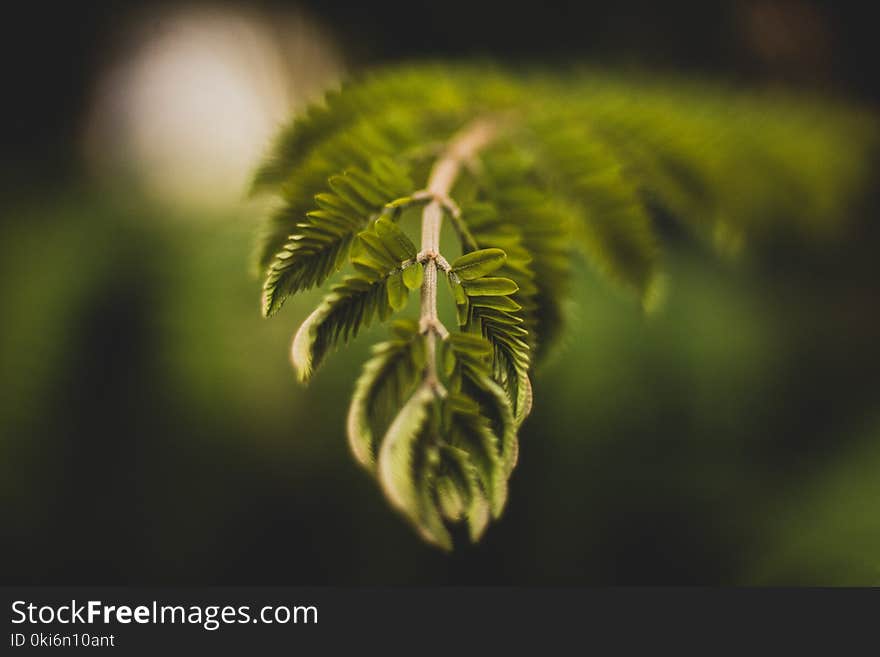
[418,119,498,393]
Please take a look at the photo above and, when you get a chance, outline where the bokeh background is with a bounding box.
[2,1,879,585]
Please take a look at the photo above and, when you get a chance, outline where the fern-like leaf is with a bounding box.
[444,332,518,474]
[290,218,418,380]
[448,249,532,423]
[262,158,414,316]
[256,63,877,549]
[377,385,452,550]
[445,392,508,517]
[435,444,491,541]
[347,320,425,468]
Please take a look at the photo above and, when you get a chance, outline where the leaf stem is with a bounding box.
[419,119,497,392]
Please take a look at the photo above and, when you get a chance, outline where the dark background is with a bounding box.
[1,1,879,585]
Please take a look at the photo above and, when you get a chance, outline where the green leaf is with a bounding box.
[448,276,467,304]
[288,213,425,379]
[441,341,456,378]
[402,262,424,290]
[377,385,452,550]
[375,216,418,261]
[386,271,409,311]
[446,393,507,517]
[459,297,532,424]
[261,158,415,316]
[290,275,394,382]
[356,231,396,267]
[447,333,518,474]
[462,277,519,296]
[468,295,522,313]
[347,320,424,468]
[435,474,467,521]
[451,248,507,280]
[462,176,567,355]
[464,366,518,475]
[437,445,490,541]
[447,332,493,358]
[262,223,355,318]
[465,493,491,542]
[256,62,878,549]
[455,299,470,326]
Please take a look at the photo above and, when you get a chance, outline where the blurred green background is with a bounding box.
[1,1,879,585]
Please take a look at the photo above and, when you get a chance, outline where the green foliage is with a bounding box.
[443,333,518,476]
[262,158,413,316]
[253,63,876,548]
[448,250,532,423]
[448,248,507,280]
[348,320,425,468]
[376,384,452,549]
[367,330,517,547]
[290,217,418,381]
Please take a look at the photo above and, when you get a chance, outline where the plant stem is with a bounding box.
[419,119,497,391]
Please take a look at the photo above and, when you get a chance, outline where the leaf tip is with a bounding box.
[290,308,321,382]
[261,296,275,319]
[346,395,374,469]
